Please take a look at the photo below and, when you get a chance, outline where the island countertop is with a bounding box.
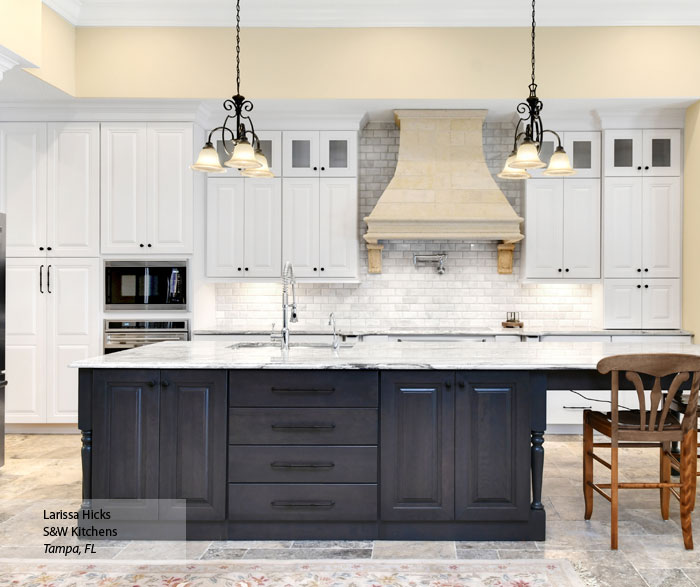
[71,339,700,370]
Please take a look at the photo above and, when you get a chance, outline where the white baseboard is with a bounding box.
[6,424,79,434]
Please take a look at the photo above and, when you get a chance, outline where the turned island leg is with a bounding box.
[531,431,545,510]
[530,373,547,512]
[78,369,93,511]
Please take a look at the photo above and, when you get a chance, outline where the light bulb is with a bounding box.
[543,146,576,176]
[510,139,546,170]
[498,151,531,179]
[190,142,226,173]
[224,138,261,169]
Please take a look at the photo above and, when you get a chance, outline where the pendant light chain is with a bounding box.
[529,0,537,95]
[235,0,241,95]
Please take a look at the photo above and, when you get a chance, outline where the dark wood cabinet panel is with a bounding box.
[159,370,227,521]
[454,372,531,521]
[380,372,455,521]
[229,370,379,407]
[92,370,160,505]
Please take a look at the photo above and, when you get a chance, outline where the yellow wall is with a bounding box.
[25,4,75,95]
[684,101,700,337]
[0,0,41,65]
[74,26,700,99]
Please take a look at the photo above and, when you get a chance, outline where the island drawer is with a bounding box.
[228,446,377,483]
[229,371,378,407]
[229,408,378,445]
[228,484,378,521]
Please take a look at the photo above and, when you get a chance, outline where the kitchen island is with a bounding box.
[73,340,700,541]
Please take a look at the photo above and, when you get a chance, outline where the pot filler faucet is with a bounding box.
[281,261,298,350]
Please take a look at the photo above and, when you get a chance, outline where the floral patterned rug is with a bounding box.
[0,559,586,586]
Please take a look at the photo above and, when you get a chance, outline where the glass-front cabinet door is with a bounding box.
[604,130,643,177]
[564,132,601,178]
[319,131,357,177]
[282,131,320,177]
[210,130,281,177]
[604,129,680,177]
[642,129,680,176]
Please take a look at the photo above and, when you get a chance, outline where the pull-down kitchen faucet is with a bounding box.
[329,312,339,351]
[281,261,298,350]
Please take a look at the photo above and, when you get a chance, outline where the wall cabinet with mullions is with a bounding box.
[529,131,601,179]
[604,129,680,177]
[208,130,282,178]
[283,131,357,177]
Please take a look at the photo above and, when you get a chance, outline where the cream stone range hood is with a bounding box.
[363,109,524,274]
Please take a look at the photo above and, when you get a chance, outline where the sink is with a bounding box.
[228,341,355,350]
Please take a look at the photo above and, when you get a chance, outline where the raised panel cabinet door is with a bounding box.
[282,178,320,277]
[147,123,194,254]
[100,123,149,254]
[641,176,681,278]
[455,372,531,521]
[563,131,601,179]
[524,179,564,279]
[603,177,643,278]
[319,131,358,177]
[5,259,47,423]
[282,131,320,177]
[244,178,282,278]
[45,258,100,423]
[0,123,47,256]
[92,370,160,513]
[562,179,600,278]
[380,372,455,521]
[159,370,227,521]
[46,123,100,257]
[603,130,643,177]
[603,279,643,329]
[206,178,245,277]
[642,129,680,177]
[319,178,358,278]
[641,279,681,329]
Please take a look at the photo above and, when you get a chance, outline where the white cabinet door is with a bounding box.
[0,123,47,257]
[564,132,601,179]
[562,179,600,278]
[147,123,194,254]
[319,178,358,278]
[47,123,100,257]
[524,180,564,278]
[604,130,643,177]
[642,129,680,177]
[319,131,357,177]
[211,130,282,178]
[282,178,320,277]
[283,131,320,177]
[45,258,100,423]
[603,177,643,278]
[642,279,680,329]
[206,178,245,277]
[244,178,282,278]
[603,279,642,329]
[642,176,681,278]
[101,123,149,254]
[5,258,47,423]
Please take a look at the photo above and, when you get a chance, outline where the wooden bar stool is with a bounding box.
[583,353,700,550]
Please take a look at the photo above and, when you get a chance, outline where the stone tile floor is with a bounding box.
[1,434,699,586]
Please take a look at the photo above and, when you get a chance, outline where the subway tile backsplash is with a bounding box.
[214,121,593,331]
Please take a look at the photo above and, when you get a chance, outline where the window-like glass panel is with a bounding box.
[328,140,348,168]
[572,141,592,169]
[258,139,273,167]
[292,140,311,168]
[651,138,671,167]
[614,138,634,168]
[538,140,555,166]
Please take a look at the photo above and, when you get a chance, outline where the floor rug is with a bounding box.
[0,558,587,586]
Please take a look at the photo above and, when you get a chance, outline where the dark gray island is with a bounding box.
[72,339,700,541]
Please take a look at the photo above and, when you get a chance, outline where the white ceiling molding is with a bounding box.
[41,0,700,28]
[0,45,37,82]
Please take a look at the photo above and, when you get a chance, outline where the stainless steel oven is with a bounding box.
[103,320,190,354]
[105,261,187,311]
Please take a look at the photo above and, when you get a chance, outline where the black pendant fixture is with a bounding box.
[191,0,273,177]
[499,0,574,180]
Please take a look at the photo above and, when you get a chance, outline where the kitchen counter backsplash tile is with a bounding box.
[214,122,594,330]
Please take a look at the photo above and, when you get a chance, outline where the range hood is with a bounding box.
[363,110,523,274]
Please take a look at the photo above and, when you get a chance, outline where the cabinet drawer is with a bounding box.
[547,390,639,425]
[229,370,378,407]
[229,408,378,445]
[228,484,378,521]
[228,446,377,483]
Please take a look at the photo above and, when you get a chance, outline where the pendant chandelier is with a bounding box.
[191,0,273,177]
[499,0,574,180]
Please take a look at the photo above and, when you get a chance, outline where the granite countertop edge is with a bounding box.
[192,328,693,337]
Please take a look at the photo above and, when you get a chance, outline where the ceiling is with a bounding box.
[43,0,700,28]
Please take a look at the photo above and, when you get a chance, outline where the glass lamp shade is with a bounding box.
[190,142,226,173]
[242,149,274,178]
[498,151,531,180]
[510,139,546,169]
[543,146,576,176]
[224,138,261,169]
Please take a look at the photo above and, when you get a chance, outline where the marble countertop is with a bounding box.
[72,339,700,370]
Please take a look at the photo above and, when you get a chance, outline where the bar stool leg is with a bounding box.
[660,441,671,520]
[583,412,594,520]
[611,442,619,550]
[680,430,695,549]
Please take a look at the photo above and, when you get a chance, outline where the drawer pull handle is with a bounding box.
[270,461,335,469]
[563,405,592,410]
[271,387,335,395]
[271,500,335,508]
[271,423,336,430]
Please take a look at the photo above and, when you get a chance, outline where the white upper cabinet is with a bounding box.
[101,122,193,255]
[603,279,643,329]
[604,129,680,177]
[603,278,680,329]
[524,179,599,279]
[283,131,357,177]
[319,178,358,277]
[210,130,282,178]
[282,178,320,277]
[529,131,600,179]
[641,177,681,278]
[206,178,282,278]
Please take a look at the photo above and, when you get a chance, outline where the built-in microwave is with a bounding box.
[105,261,187,311]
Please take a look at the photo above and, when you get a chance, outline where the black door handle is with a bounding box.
[47,265,52,293]
[271,500,335,508]
[270,461,335,469]
[271,423,336,430]
[271,387,334,395]
[39,264,44,293]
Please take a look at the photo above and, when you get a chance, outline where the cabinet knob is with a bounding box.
[147,244,152,248]
[565,268,570,273]
[320,267,325,271]
[313,166,318,171]
[140,243,145,248]
[161,380,170,387]
[445,381,452,389]
[458,381,465,389]
[245,267,249,271]
[644,268,649,272]
[637,166,642,170]
[147,380,157,387]
[558,268,562,273]
[637,284,642,289]
[313,267,318,271]
[644,166,649,170]
[321,166,326,171]
[237,267,242,271]
[47,247,52,251]
[637,268,642,272]
[39,247,44,251]
[644,284,649,289]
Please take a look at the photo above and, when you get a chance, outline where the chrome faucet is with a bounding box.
[329,312,339,351]
[281,261,298,350]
